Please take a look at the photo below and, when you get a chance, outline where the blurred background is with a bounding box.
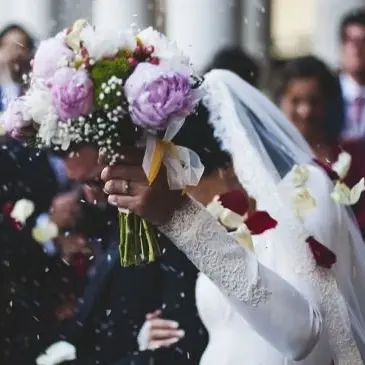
[0,0,364,78]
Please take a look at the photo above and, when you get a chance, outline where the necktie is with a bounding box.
[352,96,365,125]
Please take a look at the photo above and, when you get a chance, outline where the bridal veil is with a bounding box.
[202,69,365,358]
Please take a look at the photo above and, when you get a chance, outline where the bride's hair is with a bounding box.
[174,103,232,176]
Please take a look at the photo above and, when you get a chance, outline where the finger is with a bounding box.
[150,328,185,340]
[149,318,179,329]
[149,337,181,350]
[107,194,136,210]
[146,310,162,320]
[101,164,146,182]
[104,179,140,196]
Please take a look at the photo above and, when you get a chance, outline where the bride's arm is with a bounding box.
[159,197,321,361]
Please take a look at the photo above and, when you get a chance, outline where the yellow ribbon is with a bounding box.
[147,139,178,185]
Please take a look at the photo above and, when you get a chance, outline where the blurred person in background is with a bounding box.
[204,47,260,87]
[0,24,34,111]
[339,9,365,141]
[0,135,91,365]
[275,55,365,235]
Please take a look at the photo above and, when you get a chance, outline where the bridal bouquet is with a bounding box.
[1,20,204,266]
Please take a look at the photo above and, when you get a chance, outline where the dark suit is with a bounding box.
[0,137,77,364]
[45,207,208,365]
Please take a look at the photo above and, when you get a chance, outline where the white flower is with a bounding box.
[36,341,76,365]
[38,117,59,146]
[65,19,88,52]
[80,25,136,61]
[332,151,352,180]
[10,199,34,224]
[291,165,309,187]
[138,27,190,68]
[219,209,244,230]
[231,224,254,251]
[24,84,56,125]
[331,178,365,206]
[206,196,224,219]
[32,216,59,243]
[291,188,317,221]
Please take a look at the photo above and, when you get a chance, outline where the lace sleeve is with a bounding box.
[159,197,321,361]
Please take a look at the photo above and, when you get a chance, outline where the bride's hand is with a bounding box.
[137,310,185,351]
[101,148,186,225]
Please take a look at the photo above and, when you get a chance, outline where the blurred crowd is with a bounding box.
[1,6,365,365]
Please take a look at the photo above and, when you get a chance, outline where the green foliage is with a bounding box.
[91,54,131,109]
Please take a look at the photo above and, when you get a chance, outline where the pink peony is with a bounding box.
[0,98,34,139]
[33,37,74,80]
[124,63,200,130]
[51,67,94,120]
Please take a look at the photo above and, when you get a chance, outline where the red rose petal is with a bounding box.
[306,236,336,269]
[2,201,23,231]
[245,211,278,235]
[219,190,250,216]
[313,158,339,181]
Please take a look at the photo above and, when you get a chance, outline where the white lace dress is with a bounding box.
[159,165,362,365]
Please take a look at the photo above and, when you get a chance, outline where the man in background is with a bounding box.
[339,9,365,141]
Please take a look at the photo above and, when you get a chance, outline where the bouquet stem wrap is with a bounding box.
[118,209,161,266]
[118,124,204,267]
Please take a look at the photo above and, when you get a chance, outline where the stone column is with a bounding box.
[313,0,365,68]
[92,0,154,31]
[165,0,240,73]
[6,0,52,39]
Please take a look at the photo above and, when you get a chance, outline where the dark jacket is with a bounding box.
[0,137,77,364]
[47,212,208,365]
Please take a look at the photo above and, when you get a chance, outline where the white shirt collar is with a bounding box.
[340,73,365,102]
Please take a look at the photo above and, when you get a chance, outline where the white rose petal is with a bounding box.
[24,85,56,126]
[65,19,88,52]
[36,341,76,365]
[32,217,59,243]
[80,25,136,61]
[206,196,224,219]
[291,188,317,221]
[332,151,352,180]
[138,27,191,69]
[10,199,35,224]
[331,178,365,206]
[219,209,244,230]
[291,165,309,187]
[231,224,254,251]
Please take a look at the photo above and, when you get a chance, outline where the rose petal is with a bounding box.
[231,224,254,251]
[331,151,352,180]
[245,211,278,235]
[206,196,225,219]
[291,188,317,221]
[331,178,365,206]
[219,190,249,216]
[306,236,336,269]
[32,218,59,243]
[10,199,35,224]
[291,165,309,187]
[36,341,76,365]
[3,201,24,230]
[219,209,244,230]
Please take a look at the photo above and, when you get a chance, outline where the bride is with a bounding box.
[120,70,365,364]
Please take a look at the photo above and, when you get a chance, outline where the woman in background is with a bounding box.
[275,55,365,234]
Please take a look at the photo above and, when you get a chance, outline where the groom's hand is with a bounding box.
[101,149,186,225]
